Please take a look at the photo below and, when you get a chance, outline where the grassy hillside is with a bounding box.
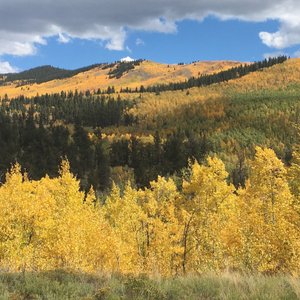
[0,60,240,98]
[0,271,300,300]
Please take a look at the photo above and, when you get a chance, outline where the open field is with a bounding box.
[0,271,300,300]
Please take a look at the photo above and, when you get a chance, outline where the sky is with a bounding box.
[1,0,300,73]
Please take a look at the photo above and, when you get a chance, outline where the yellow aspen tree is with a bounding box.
[238,147,299,273]
[41,160,116,272]
[104,182,147,274]
[288,146,300,210]
[139,176,183,276]
[284,146,300,271]
[0,164,57,271]
[0,161,116,273]
[181,157,237,273]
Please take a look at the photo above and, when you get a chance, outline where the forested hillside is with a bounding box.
[0,56,295,190]
[1,56,300,282]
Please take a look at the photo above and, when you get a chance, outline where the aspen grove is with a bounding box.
[0,146,300,276]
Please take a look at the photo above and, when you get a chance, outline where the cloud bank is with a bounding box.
[0,61,18,73]
[0,0,299,58]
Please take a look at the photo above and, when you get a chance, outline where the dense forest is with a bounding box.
[0,57,298,193]
[108,59,144,79]
[0,88,210,191]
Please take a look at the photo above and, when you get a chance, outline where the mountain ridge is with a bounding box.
[0,59,244,98]
[0,63,104,85]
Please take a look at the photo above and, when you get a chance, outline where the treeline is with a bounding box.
[2,92,134,127]
[0,91,129,191]
[111,131,211,187]
[0,110,112,191]
[119,56,288,93]
[0,106,212,191]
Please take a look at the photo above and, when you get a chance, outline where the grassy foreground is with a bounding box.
[0,271,300,300]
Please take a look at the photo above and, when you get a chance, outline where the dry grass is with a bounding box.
[0,60,240,98]
[0,271,299,299]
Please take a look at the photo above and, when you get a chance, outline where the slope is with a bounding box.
[0,60,241,98]
[130,58,300,127]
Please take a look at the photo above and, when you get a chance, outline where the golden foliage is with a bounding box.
[236,147,299,273]
[0,161,115,272]
[0,60,240,98]
[1,147,300,275]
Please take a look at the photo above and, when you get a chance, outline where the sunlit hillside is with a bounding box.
[129,58,300,127]
[0,60,240,98]
[223,58,300,92]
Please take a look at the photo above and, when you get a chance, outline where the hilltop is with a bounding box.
[0,59,241,98]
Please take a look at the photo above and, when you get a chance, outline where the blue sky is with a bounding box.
[1,0,300,72]
[2,18,291,71]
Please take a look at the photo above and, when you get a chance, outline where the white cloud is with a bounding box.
[0,32,47,56]
[58,33,71,44]
[0,61,19,73]
[0,0,299,57]
[136,38,145,46]
[104,28,126,50]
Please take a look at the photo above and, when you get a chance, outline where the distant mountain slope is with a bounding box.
[0,64,103,85]
[0,60,241,98]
